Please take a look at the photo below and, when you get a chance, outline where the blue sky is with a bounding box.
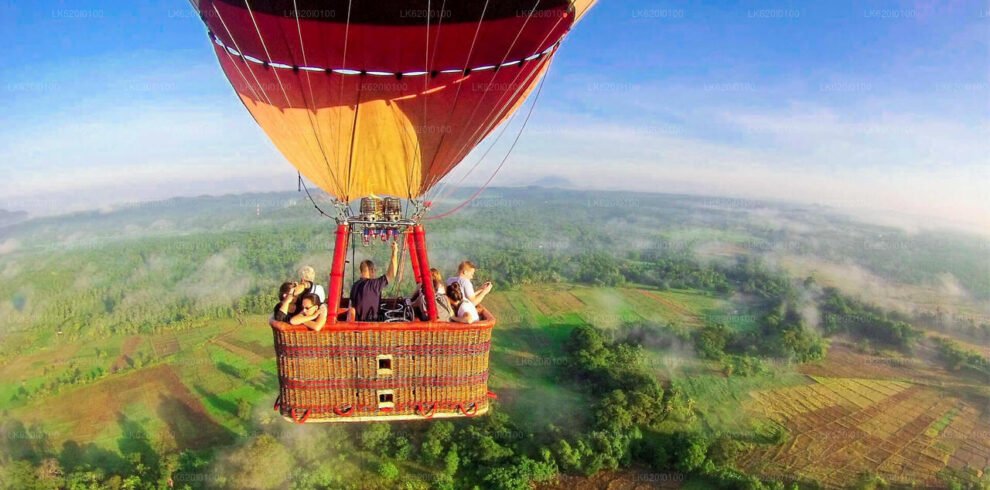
[1,0,987,230]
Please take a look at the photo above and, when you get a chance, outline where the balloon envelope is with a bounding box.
[194,0,595,202]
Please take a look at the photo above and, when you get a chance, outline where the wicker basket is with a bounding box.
[270,310,496,423]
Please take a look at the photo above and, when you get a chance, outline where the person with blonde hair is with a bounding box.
[446,260,492,306]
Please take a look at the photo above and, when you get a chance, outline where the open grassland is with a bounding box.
[674,372,811,433]
[488,285,726,432]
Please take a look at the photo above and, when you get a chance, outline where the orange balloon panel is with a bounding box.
[197,0,595,201]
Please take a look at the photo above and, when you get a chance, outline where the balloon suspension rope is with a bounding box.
[298,172,336,220]
[350,227,356,286]
[425,59,552,221]
[422,0,551,201]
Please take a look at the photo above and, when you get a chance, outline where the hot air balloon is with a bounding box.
[191,0,595,422]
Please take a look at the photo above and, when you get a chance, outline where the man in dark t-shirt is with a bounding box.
[348,240,399,322]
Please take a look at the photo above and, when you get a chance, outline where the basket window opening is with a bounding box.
[377,354,393,376]
[377,354,392,376]
[378,390,395,409]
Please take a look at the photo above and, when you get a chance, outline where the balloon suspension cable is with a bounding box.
[209,3,350,200]
[298,172,346,222]
[421,0,564,199]
[411,0,489,214]
[350,229,356,286]
[425,54,554,221]
[409,199,431,222]
[424,3,569,204]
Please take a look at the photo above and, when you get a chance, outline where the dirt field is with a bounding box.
[740,341,990,488]
[0,343,81,382]
[210,331,269,363]
[542,468,685,490]
[10,364,234,451]
[150,333,180,357]
[110,336,142,373]
[798,342,948,382]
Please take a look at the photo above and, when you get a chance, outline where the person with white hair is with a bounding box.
[292,265,326,305]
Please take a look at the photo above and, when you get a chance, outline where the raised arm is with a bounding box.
[277,294,295,315]
[470,282,492,305]
[385,240,399,283]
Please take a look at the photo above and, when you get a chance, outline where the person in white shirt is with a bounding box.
[446,260,492,307]
[294,266,327,304]
[446,282,480,324]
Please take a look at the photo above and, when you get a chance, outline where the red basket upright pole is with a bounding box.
[327,223,350,324]
[413,225,438,321]
[407,229,421,285]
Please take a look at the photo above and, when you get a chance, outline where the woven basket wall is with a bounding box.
[270,311,495,423]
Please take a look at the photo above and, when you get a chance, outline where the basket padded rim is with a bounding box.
[270,309,496,332]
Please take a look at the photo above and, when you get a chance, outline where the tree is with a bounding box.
[377,462,399,482]
[422,421,454,464]
[707,434,744,466]
[359,423,392,456]
[459,426,513,464]
[553,439,581,473]
[236,398,253,421]
[443,444,459,477]
[392,436,412,459]
[675,433,708,473]
[482,456,557,490]
[852,472,888,490]
[219,434,292,489]
[596,391,634,432]
[64,467,106,490]
[694,324,730,360]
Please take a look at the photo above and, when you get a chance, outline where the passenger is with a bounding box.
[290,293,328,331]
[413,268,455,321]
[432,269,456,321]
[273,282,298,322]
[294,266,326,304]
[446,282,480,324]
[446,260,492,306]
[348,240,399,322]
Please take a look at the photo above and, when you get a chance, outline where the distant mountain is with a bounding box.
[526,175,575,189]
[0,209,27,228]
